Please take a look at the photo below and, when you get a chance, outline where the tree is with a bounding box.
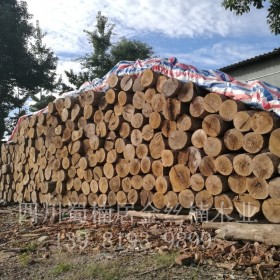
[0,0,57,140]
[221,0,280,35]
[29,20,58,112]
[111,37,154,66]
[66,12,154,89]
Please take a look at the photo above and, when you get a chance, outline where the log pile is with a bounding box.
[1,69,280,223]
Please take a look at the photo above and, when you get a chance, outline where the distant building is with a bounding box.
[219,48,280,88]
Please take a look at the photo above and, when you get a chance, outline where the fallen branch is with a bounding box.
[202,222,280,246]
[126,210,193,222]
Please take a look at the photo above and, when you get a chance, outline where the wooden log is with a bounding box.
[113,102,124,116]
[79,90,97,108]
[98,193,107,207]
[204,222,280,244]
[117,191,127,206]
[178,82,202,103]
[131,175,143,190]
[116,159,130,178]
[190,173,205,192]
[109,175,121,192]
[119,122,131,139]
[71,103,82,121]
[88,193,98,206]
[108,190,117,206]
[142,124,154,141]
[269,128,280,158]
[142,103,153,118]
[262,198,280,223]
[205,175,229,195]
[90,180,98,193]
[219,99,246,121]
[123,144,135,161]
[251,111,279,134]
[105,88,116,104]
[127,189,139,205]
[133,91,145,109]
[203,92,227,113]
[233,194,261,218]
[156,75,167,93]
[202,114,230,137]
[155,176,170,194]
[64,96,79,109]
[161,120,177,138]
[151,160,163,177]
[118,91,133,106]
[99,177,108,193]
[233,154,253,176]
[223,129,244,151]
[191,129,207,149]
[164,191,178,208]
[120,75,135,92]
[190,96,208,118]
[95,122,107,138]
[144,88,156,104]
[177,114,201,132]
[178,189,194,208]
[243,132,268,154]
[141,69,158,88]
[151,93,166,112]
[132,76,145,92]
[168,130,190,150]
[129,158,141,175]
[195,190,213,210]
[161,150,177,167]
[149,111,162,129]
[169,164,190,192]
[93,166,103,181]
[252,152,280,179]
[199,156,216,177]
[203,137,226,157]
[162,98,182,121]
[83,104,93,120]
[215,154,234,176]
[214,193,234,215]
[122,104,135,122]
[93,110,104,124]
[131,129,143,147]
[268,177,280,199]
[140,190,153,207]
[136,144,148,159]
[246,176,269,199]
[142,174,155,191]
[162,77,183,98]
[233,110,254,132]
[108,73,121,89]
[178,146,202,174]
[122,177,131,193]
[152,192,165,209]
[141,156,152,174]
[149,132,165,159]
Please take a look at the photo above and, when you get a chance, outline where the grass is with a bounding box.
[18,252,33,266]
[52,262,72,275]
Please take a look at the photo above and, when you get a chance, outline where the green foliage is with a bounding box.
[0,0,58,139]
[221,0,280,34]
[66,12,154,89]
[111,37,154,66]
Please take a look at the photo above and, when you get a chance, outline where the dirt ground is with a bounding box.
[0,204,280,280]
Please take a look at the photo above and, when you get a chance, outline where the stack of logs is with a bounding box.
[1,69,280,223]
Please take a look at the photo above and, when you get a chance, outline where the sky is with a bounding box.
[26,0,279,80]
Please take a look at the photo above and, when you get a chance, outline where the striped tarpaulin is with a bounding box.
[80,57,280,116]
